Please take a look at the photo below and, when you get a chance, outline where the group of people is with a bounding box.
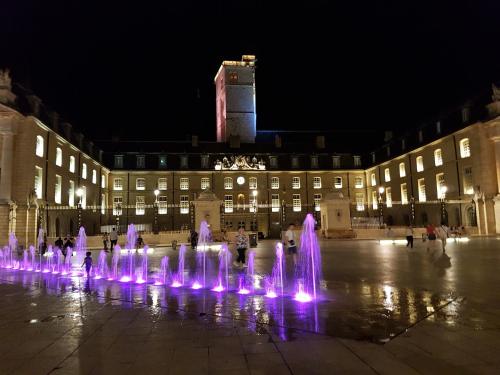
[50,235,76,257]
[402,223,460,253]
[101,228,119,251]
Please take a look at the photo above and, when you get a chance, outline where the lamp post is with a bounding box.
[378,186,385,228]
[76,188,83,229]
[153,189,160,234]
[252,190,258,232]
[410,196,415,226]
[440,185,448,225]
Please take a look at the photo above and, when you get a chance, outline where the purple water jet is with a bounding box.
[155,256,169,285]
[213,244,231,292]
[109,245,121,280]
[171,245,186,287]
[266,242,285,298]
[95,250,108,279]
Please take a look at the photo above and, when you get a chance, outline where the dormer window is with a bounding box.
[136,155,145,169]
[180,155,189,169]
[270,156,278,169]
[159,155,167,169]
[310,156,318,169]
[291,156,300,169]
[114,155,124,169]
[332,156,341,168]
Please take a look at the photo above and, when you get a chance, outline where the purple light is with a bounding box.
[94,275,102,280]
[119,276,132,283]
[191,281,202,290]
[212,284,224,292]
[171,281,182,288]
[42,269,50,273]
[238,288,250,295]
[265,291,278,298]
[135,278,146,284]
[107,277,114,281]
[294,291,313,303]
[154,281,163,286]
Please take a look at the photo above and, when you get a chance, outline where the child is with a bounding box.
[233,227,248,268]
[82,251,93,277]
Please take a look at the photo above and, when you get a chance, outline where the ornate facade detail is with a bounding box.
[214,155,265,170]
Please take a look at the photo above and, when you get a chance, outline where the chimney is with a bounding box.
[74,133,84,149]
[48,111,59,133]
[316,135,325,149]
[274,134,282,148]
[62,122,72,140]
[98,149,103,163]
[88,141,94,156]
[229,135,240,149]
[384,131,393,143]
[27,95,42,117]
[192,135,199,147]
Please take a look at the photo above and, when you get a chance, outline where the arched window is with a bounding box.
[460,138,470,158]
[36,135,44,157]
[434,149,443,166]
[224,177,233,190]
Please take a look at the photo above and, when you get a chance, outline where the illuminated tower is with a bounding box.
[215,55,256,143]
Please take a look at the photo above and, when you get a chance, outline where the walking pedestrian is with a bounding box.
[436,223,449,253]
[81,251,93,277]
[285,223,298,266]
[102,232,109,251]
[426,224,436,251]
[405,225,414,248]
[233,227,248,268]
[109,228,118,250]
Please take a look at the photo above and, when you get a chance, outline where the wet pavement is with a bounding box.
[0,237,500,374]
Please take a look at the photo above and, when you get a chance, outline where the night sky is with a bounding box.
[2,1,500,144]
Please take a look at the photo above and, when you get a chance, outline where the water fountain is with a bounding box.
[237,275,250,294]
[247,250,256,291]
[171,245,186,287]
[212,244,231,292]
[43,245,53,273]
[29,246,35,271]
[0,247,5,268]
[109,245,121,280]
[75,227,87,270]
[155,256,170,285]
[53,248,63,274]
[8,233,17,269]
[265,242,285,298]
[21,249,29,270]
[62,245,72,275]
[295,213,322,302]
[95,250,108,279]
[194,220,211,289]
[120,224,137,282]
[36,227,44,272]
[136,245,149,284]
[2,246,10,269]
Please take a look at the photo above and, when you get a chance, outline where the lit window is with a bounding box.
[332,156,341,168]
[436,173,446,198]
[92,169,97,184]
[158,196,168,214]
[136,155,145,169]
[224,177,233,190]
[356,193,364,211]
[334,177,342,189]
[69,156,75,173]
[34,166,43,199]
[113,196,123,216]
[101,174,106,188]
[314,194,321,211]
[136,196,145,215]
[354,176,363,188]
[201,177,210,190]
[313,177,322,189]
[370,173,376,187]
[114,155,124,168]
[463,167,473,195]
[158,178,167,190]
[180,195,189,214]
[113,178,123,191]
[292,194,301,212]
[271,177,279,189]
[386,187,392,208]
[434,149,443,166]
[54,175,62,204]
[249,177,257,190]
[249,195,257,213]
[399,162,406,177]
[101,194,106,215]
[384,168,391,182]
[418,178,426,202]
[416,156,424,172]
[372,191,378,210]
[69,180,75,207]
[82,163,87,179]
[401,183,408,205]
[55,147,62,167]
[353,155,361,167]
[180,177,189,190]
[136,178,146,191]
[271,194,280,212]
[311,156,318,169]
[35,136,44,157]
[292,177,300,189]
[80,186,86,209]
[224,194,233,213]
[460,138,470,158]
[159,155,167,169]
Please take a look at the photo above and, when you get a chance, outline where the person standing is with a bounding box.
[233,227,248,268]
[81,251,93,277]
[436,223,449,253]
[405,225,414,248]
[102,232,109,251]
[426,224,436,251]
[55,236,64,250]
[109,228,118,250]
[190,230,198,250]
[285,223,298,266]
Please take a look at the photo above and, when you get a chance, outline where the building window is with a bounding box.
[292,194,301,212]
[354,176,363,188]
[180,177,189,190]
[463,167,473,195]
[158,178,167,190]
[82,163,87,179]
[436,173,446,199]
[353,155,361,167]
[35,136,44,157]
[136,178,146,191]
[113,196,123,216]
[158,196,168,214]
[114,155,124,169]
[310,156,318,169]
[92,169,97,184]
[271,177,279,189]
[224,177,233,190]
[249,177,257,190]
[372,191,378,210]
[55,175,62,204]
[249,195,257,213]
[101,194,106,215]
[101,174,106,188]
[416,156,424,172]
[384,168,391,182]
[201,177,210,190]
[180,155,189,169]
[271,194,280,212]
[136,155,145,169]
[418,178,426,202]
[224,194,233,213]
[292,177,300,189]
[332,156,341,168]
[386,187,392,208]
[434,149,443,166]
[334,177,342,189]
[460,138,470,158]
[201,155,209,169]
[69,156,75,173]
[399,162,406,177]
[401,183,408,205]
[370,173,376,187]
[113,178,123,191]
[291,156,300,169]
[314,194,321,211]
[159,155,167,169]
[180,195,189,214]
[135,196,145,215]
[356,193,364,211]
[313,176,322,189]
[80,186,87,209]
[55,147,62,167]
[270,156,278,169]
[35,166,43,199]
[68,180,75,207]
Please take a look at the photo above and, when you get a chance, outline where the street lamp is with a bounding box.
[153,189,160,234]
[252,190,258,231]
[378,186,385,228]
[440,185,448,225]
[76,188,83,229]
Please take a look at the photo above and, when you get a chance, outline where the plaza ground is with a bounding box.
[0,238,499,374]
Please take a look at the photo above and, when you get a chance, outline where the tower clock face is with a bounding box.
[237,176,245,185]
